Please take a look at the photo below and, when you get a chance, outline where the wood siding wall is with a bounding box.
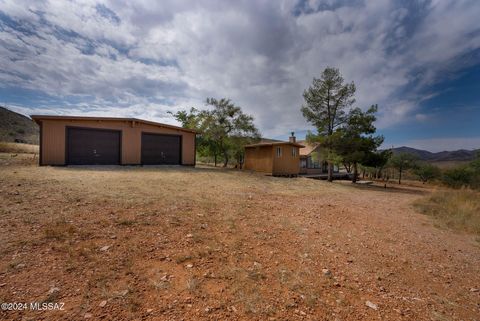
[40,119,195,165]
[272,144,300,175]
[244,146,273,173]
[244,144,301,175]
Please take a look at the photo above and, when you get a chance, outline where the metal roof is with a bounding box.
[30,115,197,133]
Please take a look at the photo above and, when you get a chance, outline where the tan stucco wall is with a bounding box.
[244,146,273,173]
[40,119,195,165]
[272,144,300,175]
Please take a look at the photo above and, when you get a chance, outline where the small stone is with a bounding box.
[205,306,212,313]
[48,287,60,295]
[119,289,128,296]
[0,283,6,287]
[322,268,332,276]
[146,309,153,313]
[99,300,107,307]
[160,274,169,281]
[99,245,110,252]
[84,313,93,319]
[365,301,378,310]
[186,263,194,268]
[470,288,479,292]
[16,263,26,269]
[186,234,193,238]
[393,308,404,315]
[231,306,238,313]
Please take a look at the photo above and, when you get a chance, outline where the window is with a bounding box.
[291,147,297,157]
[307,156,321,168]
[300,159,307,168]
[276,146,282,158]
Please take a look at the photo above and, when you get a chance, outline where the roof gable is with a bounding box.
[297,140,321,156]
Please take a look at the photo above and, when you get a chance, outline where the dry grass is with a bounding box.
[414,189,480,236]
[44,219,77,240]
[0,142,39,154]
[2,163,480,320]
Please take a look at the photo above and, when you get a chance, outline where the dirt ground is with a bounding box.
[1,155,479,320]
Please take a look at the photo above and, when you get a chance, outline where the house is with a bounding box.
[31,115,196,166]
[298,140,339,175]
[244,133,304,176]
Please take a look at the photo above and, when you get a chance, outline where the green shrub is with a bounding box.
[441,153,480,190]
[442,166,472,188]
[413,163,441,183]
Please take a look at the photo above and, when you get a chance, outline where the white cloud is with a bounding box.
[0,0,479,138]
[414,113,428,121]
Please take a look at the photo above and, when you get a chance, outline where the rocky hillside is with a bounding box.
[0,106,39,144]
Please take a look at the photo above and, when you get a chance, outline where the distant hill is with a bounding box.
[0,107,39,144]
[392,146,479,162]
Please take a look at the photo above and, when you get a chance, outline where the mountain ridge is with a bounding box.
[391,146,478,162]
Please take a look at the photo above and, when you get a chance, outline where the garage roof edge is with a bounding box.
[30,115,197,133]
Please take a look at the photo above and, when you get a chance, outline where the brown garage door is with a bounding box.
[66,127,121,165]
[141,133,181,165]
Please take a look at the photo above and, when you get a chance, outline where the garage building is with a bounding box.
[31,115,196,166]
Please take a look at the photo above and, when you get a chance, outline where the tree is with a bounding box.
[204,98,260,167]
[331,105,384,183]
[169,107,203,129]
[169,108,222,165]
[388,153,418,185]
[301,67,356,182]
[361,149,392,179]
[413,163,441,184]
[441,152,480,189]
[442,166,472,188]
[171,98,260,167]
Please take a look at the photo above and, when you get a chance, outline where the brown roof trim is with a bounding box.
[245,141,305,148]
[30,115,197,133]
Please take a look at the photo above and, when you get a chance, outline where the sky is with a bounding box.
[1,0,479,152]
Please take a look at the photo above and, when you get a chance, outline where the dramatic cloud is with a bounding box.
[1,0,479,148]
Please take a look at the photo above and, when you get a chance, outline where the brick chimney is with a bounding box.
[289,132,296,143]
